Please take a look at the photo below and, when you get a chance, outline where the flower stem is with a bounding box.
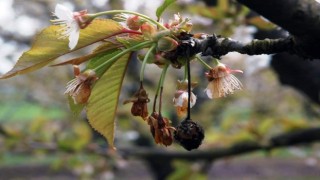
[90,10,167,30]
[183,64,188,81]
[140,44,156,82]
[93,41,153,72]
[212,57,221,66]
[159,86,164,113]
[187,55,191,120]
[159,64,169,91]
[153,64,169,112]
[195,54,212,70]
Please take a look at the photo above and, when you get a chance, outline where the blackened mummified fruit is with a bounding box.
[174,119,204,151]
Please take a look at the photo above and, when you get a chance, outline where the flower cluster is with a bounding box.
[56,5,244,150]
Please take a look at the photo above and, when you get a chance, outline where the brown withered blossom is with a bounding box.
[123,83,150,120]
[65,65,98,104]
[147,112,176,146]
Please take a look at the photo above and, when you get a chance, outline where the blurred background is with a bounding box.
[1,0,320,179]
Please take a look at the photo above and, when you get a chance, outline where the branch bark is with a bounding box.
[165,34,295,62]
[236,0,320,59]
[196,35,294,58]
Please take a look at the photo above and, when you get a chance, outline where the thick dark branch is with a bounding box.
[236,0,320,59]
[197,36,294,58]
[167,34,294,61]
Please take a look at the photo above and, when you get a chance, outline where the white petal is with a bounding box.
[190,93,197,107]
[175,95,184,107]
[68,27,80,50]
[204,88,212,99]
[55,4,73,21]
[205,83,214,99]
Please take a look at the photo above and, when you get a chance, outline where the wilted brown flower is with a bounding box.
[174,119,204,151]
[147,112,176,146]
[123,83,150,120]
[65,66,98,104]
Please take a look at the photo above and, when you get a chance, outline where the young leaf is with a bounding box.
[86,53,131,148]
[116,35,144,48]
[86,49,123,77]
[156,0,177,20]
[52,41,123,66]
[67,96,85,119]
[0,19,123,79]
[65,49,121,116]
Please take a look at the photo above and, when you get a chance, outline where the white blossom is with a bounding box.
[205,64,243,99]
[52,4,82,50]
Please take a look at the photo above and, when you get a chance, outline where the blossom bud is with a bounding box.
[126,15,143,30]
[157,37,178,52]
[140,23,156,39]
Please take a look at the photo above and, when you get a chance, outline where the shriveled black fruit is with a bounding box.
[174,119,204,151]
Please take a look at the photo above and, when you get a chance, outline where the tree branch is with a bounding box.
[236,0,320,59]
[4,127,320,164]
[197,35,294,58]
[119,127,320,161]
[166,34,295,62]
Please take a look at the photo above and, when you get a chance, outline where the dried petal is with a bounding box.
[124,84,150,119]
[147,112,175,146]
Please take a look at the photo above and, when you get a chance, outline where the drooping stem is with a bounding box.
[153,64,169,112]
[90,10,167,30]
[186,54,191,120]
[153,94,158,113]
[183,64,188,81]
[140,44,156,81]
[211,57,220,66]
[93,41,153,72]
[159,87,164,114]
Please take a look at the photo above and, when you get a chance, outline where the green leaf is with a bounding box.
[86,53,131,148]
[86,49,123,77]
[116,35,144,48]
[66,49,122,117]
[67,96,85,120]
[52,41,122,66]
[0,19,123,79]
[156,0,177,20]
